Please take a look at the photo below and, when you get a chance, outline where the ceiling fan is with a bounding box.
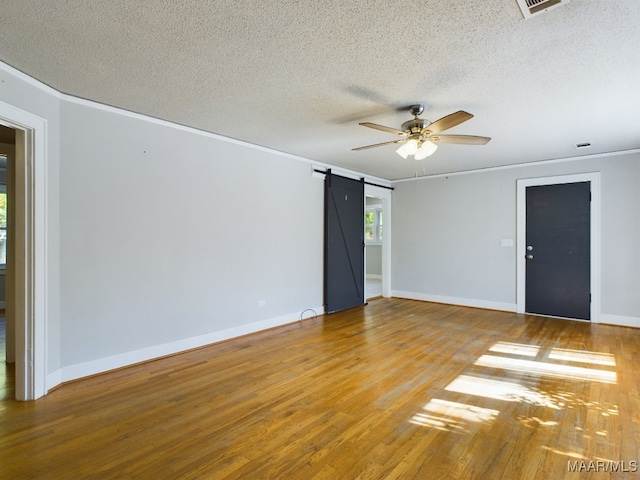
[353,105,491,160]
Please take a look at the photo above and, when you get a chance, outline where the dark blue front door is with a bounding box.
[525,181,591,320]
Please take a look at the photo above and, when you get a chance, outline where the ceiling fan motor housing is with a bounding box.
[401,118,429,134]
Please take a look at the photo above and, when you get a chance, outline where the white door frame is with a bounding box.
[0,100,48,400]
[516,172,600,322]
[364,184,392,298]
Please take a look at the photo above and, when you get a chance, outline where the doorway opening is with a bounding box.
[365,196,383,299]
[0,99,49,400]
[516,173,600,322]
[364,184,391,301]
[0,125,14,400]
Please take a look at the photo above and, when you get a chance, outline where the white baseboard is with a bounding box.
[47,369,63,392]
[52,306,325,387]
[392,290,517,313]
[391,291,640,328]
[366,274,382,280]
[599,314,640,328]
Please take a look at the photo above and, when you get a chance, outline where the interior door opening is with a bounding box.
[0,124,15,400]
[365,195,383,300]
[364,183,391,300]
[0,99,48,400]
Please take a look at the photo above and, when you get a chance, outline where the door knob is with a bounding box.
[525,254,534,260]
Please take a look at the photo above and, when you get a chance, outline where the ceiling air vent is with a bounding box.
[516,0,570,19]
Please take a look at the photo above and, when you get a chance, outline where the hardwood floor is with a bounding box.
[1,299,639,479]
[0,313,13,403]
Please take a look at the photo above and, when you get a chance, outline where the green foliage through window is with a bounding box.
[365,208,382,243]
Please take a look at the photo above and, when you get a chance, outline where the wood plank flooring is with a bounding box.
[0,315,12,403]
[1,299,639,479]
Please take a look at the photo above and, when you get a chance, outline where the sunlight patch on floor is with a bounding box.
[408,340,619,435]
[445,374,562,409]
[517,416,559,428]
[409,398,499,432]
[489,342,540,357]
[541,445,585,460]
[474,355,617,384]
[548,348,616,367]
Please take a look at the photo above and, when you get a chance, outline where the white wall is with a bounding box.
[392,152,640,323]
[59,100,326,374]
[366,245,382,276]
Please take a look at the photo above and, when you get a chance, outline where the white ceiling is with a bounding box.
[1,1,638,181]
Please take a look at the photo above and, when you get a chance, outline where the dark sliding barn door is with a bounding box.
[325,172,365,313]
[525,181,591,320]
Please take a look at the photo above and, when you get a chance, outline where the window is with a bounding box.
[365,207,382,244]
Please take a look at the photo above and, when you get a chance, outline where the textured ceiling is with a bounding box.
[0,0,638,180]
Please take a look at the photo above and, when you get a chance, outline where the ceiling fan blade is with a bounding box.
[431,134,491,145]
[423,111,474,134]
[359,122,407,136]
[352,139,405,151]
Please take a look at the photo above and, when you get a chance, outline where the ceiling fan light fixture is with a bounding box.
[404,137,419,155]
[396,144,410,159]
[414,141,438,160]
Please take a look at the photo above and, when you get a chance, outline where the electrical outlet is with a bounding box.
[257,300,266,307]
